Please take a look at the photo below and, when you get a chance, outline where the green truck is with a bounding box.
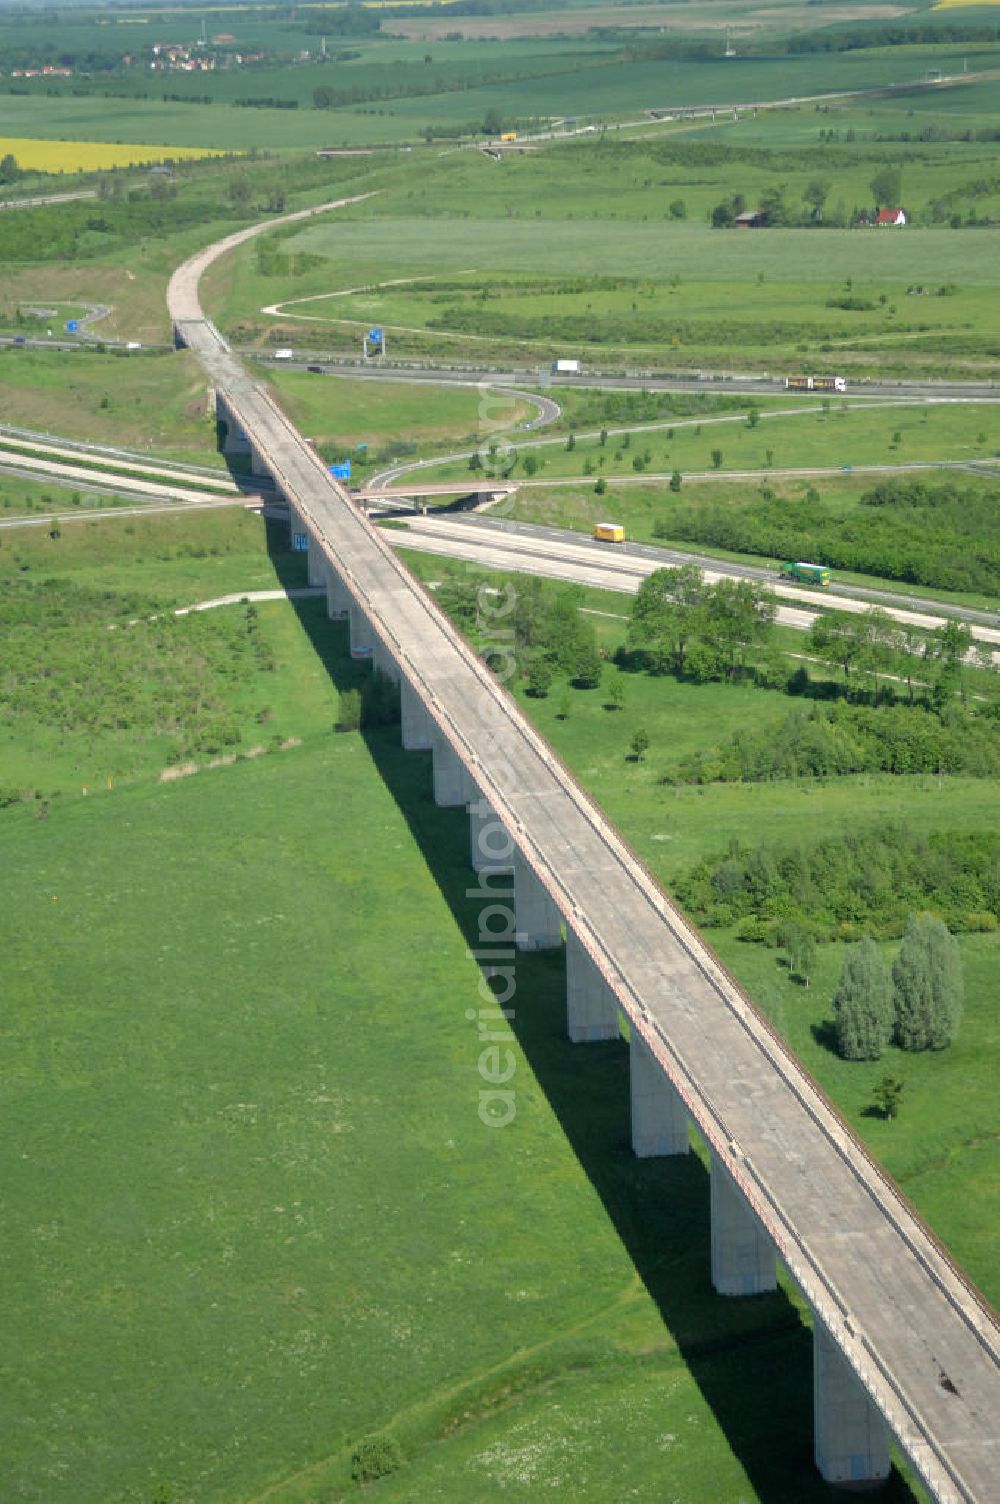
[781,561,831,587]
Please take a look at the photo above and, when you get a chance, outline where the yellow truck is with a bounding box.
[500,131,517,142]
[593,522,625,543]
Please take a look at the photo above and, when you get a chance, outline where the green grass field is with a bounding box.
[395,395,1000,488]
[2,507,938,1504]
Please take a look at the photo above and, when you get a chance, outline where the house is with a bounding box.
[875,208,907,227]
[734,209,768,229]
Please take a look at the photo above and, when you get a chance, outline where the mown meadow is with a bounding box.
[1,506,935,1504]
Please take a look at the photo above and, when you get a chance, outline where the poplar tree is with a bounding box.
[833,938,892,1060]
[892,913,962,1051]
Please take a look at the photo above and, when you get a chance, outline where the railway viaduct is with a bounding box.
[168,205,1000,1503]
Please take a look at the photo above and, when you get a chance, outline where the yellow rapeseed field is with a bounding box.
[0,138,225,173]
[933,0,1000,8]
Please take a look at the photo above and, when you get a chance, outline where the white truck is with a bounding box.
[551,359,581,375]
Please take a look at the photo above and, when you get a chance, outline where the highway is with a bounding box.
[166,199,1000,1503]
[383,511,1000,636]
[377,512,1000,656]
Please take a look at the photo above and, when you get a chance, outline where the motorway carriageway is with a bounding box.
[380,511,1000,657]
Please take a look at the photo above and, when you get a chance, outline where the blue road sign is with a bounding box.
[292,532,309,552]
[65,320,79,333]
[329,461,351,481]
[368,327,383,344]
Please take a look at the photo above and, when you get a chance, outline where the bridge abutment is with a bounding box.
[469,800,514,875]
[813,1320,891,1487]
[710,1154,777,1296]
[514,851,562,951]
[630,1034,689,1157]
[565,932,619,1042]
[400,679,433,751]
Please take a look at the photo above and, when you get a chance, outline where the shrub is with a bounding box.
[350,1432,404,1484]
[336,689,362,732]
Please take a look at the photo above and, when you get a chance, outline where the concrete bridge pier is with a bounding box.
[349,604,375,660]
[305,533,325,589]
[565,932,619,1042]
[324,562,350,620]
[469,800,515,875]
[630,1034,689,1157]
[813,1320,891,1487]
[432,729,472,808]
[710,1153,777,1296]
[514,851,562,951]
[401,678,433,751]
[373,640,400,683]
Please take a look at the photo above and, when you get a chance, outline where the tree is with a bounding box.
[556,689,571,720]
[803,178,830,220]
[779,920,816,986]
[512,577,548,650]
[745,407,760,429]
[483,107,503,137]
[594,476,607,494]
[522,453,538,477]
[809,609,867,686]
[870,165,902,208]
[572,639,603,689]
[931,618,972,710]
[565,432,576,451]
[874,1073,905,1121]
[856,607,901,705]
[702,578,776,680]
[833,938,892,1059]
[526,655,553,698]
[227,175,252,205]
[669,469,682,493]
[0,152,18,184]
[892,913,962,1051]
[629,564,706,676]
[711,448,723,469]
[630,728,650,762]
[607,674,626,710]
[669,199,687,219]
[599,428,608,447]
[759,186,787,226]
[711,201,734,228]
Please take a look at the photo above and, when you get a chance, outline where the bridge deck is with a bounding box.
[169,248,1000,1504]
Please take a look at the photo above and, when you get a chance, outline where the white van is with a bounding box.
[274,348,294,361]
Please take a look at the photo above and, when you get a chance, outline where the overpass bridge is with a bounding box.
[168,208,1000,1503]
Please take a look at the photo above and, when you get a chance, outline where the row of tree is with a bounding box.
[834,918,962,1060]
